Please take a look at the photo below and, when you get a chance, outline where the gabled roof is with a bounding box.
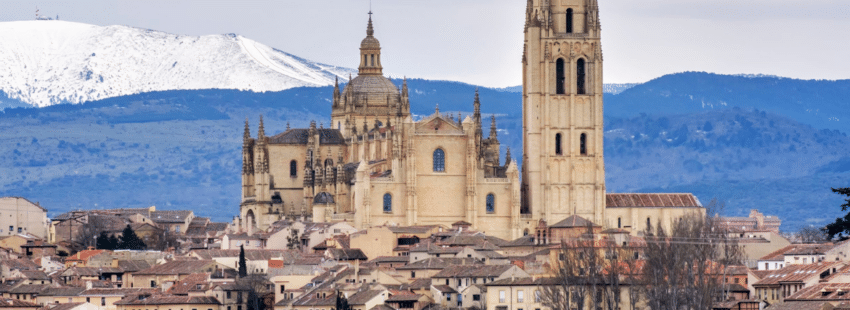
[42,302,87,310]
[0,259,40,271]
[432,264,516,278]
[326,248,368,261]
[787,283,850,301]
[114,295,220,305]
[396,257,482,270]
[151,210,192,223]
[761,244,835,261]
[166,273,210,295]
[347,290,385,305]
[550,215,599,228]
[606,193,702,208]
[39,287,86,297]
[117,260,152,272]
[268,128,345,145]
[0,297,40,308]
[133,260,216,276]
[753,262,843,286]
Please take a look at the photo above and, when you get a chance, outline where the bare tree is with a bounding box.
[642,199,743,310]
[73,215,114,251]
[542,224,608,310]
[796,226,829,243]
[237,273,273,310]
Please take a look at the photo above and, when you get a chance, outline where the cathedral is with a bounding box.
[238,0,704,240]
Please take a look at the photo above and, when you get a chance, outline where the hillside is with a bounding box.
[0,20,355,108]
[1,74,848,231]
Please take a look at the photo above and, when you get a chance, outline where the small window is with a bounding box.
[647,217,651,229]
[290,160,297,177]
[577,59,586,94]
[555,133,562,155]
[17,227,22,233]
[473,294,480,301]
[556,58,565,95]
[150,280,156,288]
[383,193,392,213]
[486,194,495,213]
[617,217,622,228]
[101,297,106,306]
[517,290,524,303]
[580,133,587,155]
[566,8,573,33]
[371,54,375,66]
[499,291,506,303]
[433,149,445,172]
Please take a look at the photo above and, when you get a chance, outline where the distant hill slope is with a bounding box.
[1,73,848,232]
[607,72,850,133]
[0,20,355,108]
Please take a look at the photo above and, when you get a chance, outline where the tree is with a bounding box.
[824,187,850,240]
[108,235,120,249]
[238,245,248,277]
[286,229,302,250]
[336,290,352,310]
[797,226,828,243]
[96,231,113,250]
[541,223,608,310]
[642,202,742,310]
[118,224,146,250]
[73,215,112,251]
[236,274,272,310]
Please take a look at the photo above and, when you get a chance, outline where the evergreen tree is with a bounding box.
[824,187,850,240]
[336,290,351,310]
[238,245,247,277]
[118,224,146,250]
[286,229,301,250]
[108,234,120,250]
[96,231,112,250]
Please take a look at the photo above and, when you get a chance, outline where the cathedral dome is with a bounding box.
[345,75,397,96]
[360,36,380,49]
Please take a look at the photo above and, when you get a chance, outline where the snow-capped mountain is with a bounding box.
[0,20,356,107]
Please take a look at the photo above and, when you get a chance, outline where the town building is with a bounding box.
[0,198,48,240]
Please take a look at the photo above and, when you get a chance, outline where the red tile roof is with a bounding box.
[606,193,702,208]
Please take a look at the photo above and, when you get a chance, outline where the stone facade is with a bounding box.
[238,2,705,240]
[0,197,48,239]
[239,14,520,240]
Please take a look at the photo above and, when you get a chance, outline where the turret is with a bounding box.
[332,76,341,108]
[358,12,382,75]
[489,115,498,140]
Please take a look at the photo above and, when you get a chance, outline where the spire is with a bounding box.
[490,115,498,138]
[505,147,512,165]
[366,11,374,36]
[473,88,481,123]
[257,115,266,142]
[286,122,290,131]
[243,118,251,144]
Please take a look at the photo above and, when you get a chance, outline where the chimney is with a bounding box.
[86,281,93,290]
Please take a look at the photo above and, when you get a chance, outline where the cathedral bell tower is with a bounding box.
[521,0,606,225]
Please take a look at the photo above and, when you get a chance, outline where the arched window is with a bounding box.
[289,160,297,177]
[486,194,495,213]
[325,159,333,167]
[646,217,651,230]
[371,54,375,66]
[555,133,562,155]
[566,8,573,33]
[556,58,566,95]
[580,133,587,155]
[618,217,622,228]
[433,149,445,172]
[577,58,586,94]
[383,193,392,213]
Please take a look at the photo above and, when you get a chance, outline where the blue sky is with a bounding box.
[1,0,848,87]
